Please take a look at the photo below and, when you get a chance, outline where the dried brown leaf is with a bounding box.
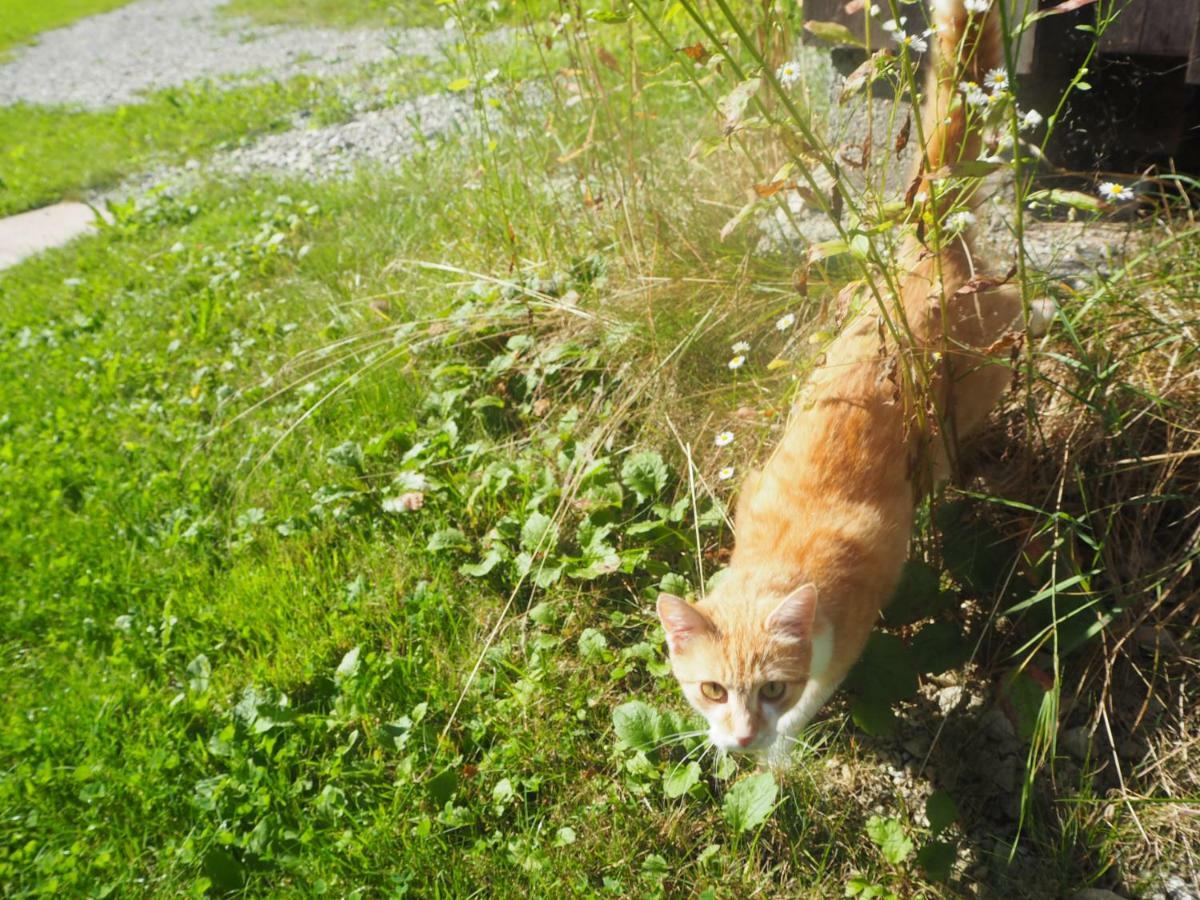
[596,47,621,72]
[754,180,790,198]
[895,112,911,157]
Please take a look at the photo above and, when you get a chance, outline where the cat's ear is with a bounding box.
[766,583,818,641]
[657,593,713,654]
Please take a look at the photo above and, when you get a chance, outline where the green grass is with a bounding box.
[0,59,446,217]
[221,0,559,29]
[0,0,134,57]
[3,1,1197,897]
[221,0,408,28]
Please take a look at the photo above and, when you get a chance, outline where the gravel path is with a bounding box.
[0,0,444,109]
[217,91,476,180]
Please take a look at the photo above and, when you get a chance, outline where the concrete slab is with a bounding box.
[0,202,99,270]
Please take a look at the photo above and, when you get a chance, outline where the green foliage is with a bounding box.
[865,816,912,865]
[0,57,440,216]
[2,0,1193,894]
[621,449,671,504]
[0,0,134,56]
[721,772,777,834]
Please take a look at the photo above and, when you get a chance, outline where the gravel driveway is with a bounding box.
[0,0,445,109]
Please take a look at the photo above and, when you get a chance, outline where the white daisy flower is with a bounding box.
[714,431,734,447]
[960,80,989,108]
[895,33,928,53]
[1020,108,1043,130]
[718,466,735,481]
[869,3,881,15]
[964,0,990,12]
[382,492,425,513]
[728,354,746,371]
[776,312,796,331]
[945,210,977,232]
[732,340,751,353]
[1098,181,1134,202]
[984,67,1009,91]
[777,61,802,88]
[881,16,907,32]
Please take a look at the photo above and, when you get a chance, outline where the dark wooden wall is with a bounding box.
[802,0,1200,83]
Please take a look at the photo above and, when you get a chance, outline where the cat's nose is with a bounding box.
[735,734,756,748]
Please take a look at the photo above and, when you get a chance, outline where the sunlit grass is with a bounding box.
[1,0,1196,896]
[0,0,134,57]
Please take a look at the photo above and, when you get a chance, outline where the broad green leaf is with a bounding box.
[520,511,559,552]
[1027,188,1107,213]
[804,20,864,47]
[426,768,458,805]
[459,549,504,577]
[882,560,942,625]
[936,500,1014,597]
[426,527,470,553]
[999,669,1048,742]
[621,450,670,503]
[917,840,957,881]
[808,239,849,262]
[722,771,777,833]
[527,601,556,627]
[845,632,918,704]
[334,646,360,683]
[925,790,958,834]
[641,854,669,881]
[663,761,702,798]
[850,696,896,737]
[590,10,632,22]
[577,627,609,662]
[613,700,660,753]
[187,653,211,693]
[658,572,691,597]
[202,848,245,893]
[325,440,364,471]
[866,815,913,865]
[911,621,971,674]
[930,160,1002,179]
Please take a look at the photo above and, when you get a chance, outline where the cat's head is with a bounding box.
[657,582,821,754]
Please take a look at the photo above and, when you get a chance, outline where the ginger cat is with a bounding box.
[658,0,1048,756]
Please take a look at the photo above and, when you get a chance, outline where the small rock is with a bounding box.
[981,706,1018,744]
[1061,725,1091,761]
[1118,739,1144,761]
[936,685,964,715]
[1145,875,1200,900]
[903,735,930,758]
[988,754,1018,794]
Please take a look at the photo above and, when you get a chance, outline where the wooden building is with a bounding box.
[803,0,1200,172]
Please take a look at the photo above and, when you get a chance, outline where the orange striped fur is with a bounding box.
[658,0,1043,757]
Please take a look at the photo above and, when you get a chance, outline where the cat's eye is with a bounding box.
[700,682,727,703]
[760,681,786,701]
